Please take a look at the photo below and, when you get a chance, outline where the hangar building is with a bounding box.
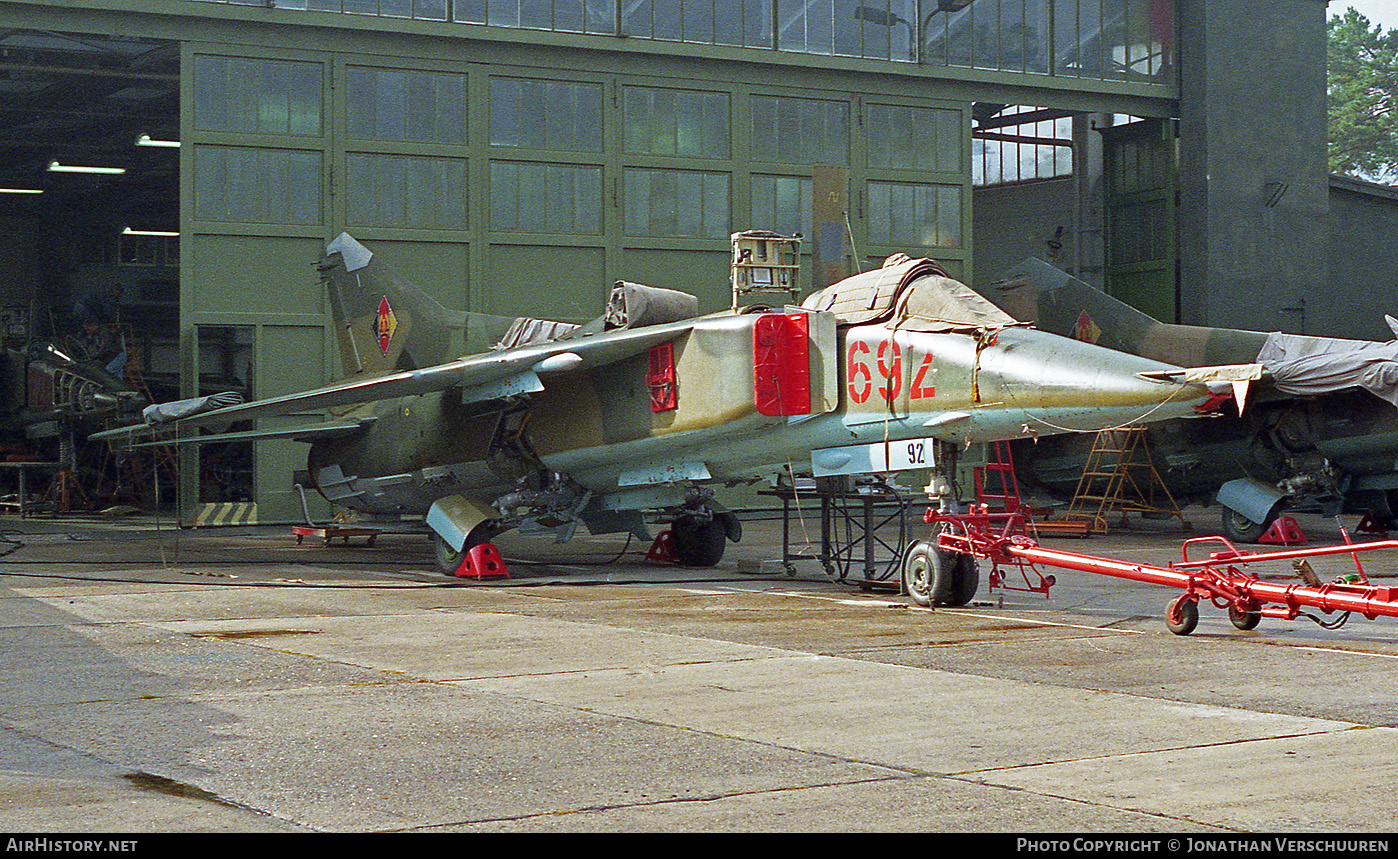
[0,0,1363,520]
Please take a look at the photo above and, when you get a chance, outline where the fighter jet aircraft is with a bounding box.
[94,234,1218,575]
[984,258,1398,541]
[2,343,144,437]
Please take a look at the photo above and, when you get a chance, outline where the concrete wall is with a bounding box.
[970,177,1075,291]
[1177,0,1331,335]
[1328,175,1398,341]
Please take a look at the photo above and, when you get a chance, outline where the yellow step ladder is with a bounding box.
[1062,427,1188,534]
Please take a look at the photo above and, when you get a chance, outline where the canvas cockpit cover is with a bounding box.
[801,255,1019,333]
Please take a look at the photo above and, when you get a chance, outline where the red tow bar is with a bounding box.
[924,506,1398,635]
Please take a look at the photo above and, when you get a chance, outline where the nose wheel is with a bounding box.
[902,540,979,607]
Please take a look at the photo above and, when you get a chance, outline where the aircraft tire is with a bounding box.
[1221,507,1275,544]
[932,550,979,607]
[903,542,979,607]
[433,533,467,576]
[673,517,726,567]
[902,541,935,606]
[432,522,495,576]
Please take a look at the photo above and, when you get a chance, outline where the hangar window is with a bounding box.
[191,1,1174,85]
[867,181,961,248]
[751,95,849,165]
[865,103,961,173]
[751,175,813,238]
[194,147,323,225]
[240,0,451,17]
[618,1,769,46]
[623,87,729,159]
[347,154,468,229]
[972,105,1073,186]
[490,78,603,152]
[624,168,729,238]
[777,0,918,62]
[343,0,448,17]
[346,67,466,143]
[490,162,603,234]
[460,0,612,31]
[194,56,322,137]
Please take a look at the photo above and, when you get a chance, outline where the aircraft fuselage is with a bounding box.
[306,310,1210,517]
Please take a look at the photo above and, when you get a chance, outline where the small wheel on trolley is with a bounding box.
[1166,595,1200,636]
[1228,603,1262,630]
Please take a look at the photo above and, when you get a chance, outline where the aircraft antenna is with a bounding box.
[843,210,864,273]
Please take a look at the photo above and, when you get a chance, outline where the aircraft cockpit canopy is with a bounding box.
[801,254,1019,334]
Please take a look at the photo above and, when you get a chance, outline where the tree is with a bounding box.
[1329,9,1398,180]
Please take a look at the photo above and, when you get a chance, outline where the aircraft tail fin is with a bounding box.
[985,258,1268,367]
[319,233,516,380]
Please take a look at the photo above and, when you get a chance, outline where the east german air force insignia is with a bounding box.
[373,295,397,355]
[1074,310,1101,344]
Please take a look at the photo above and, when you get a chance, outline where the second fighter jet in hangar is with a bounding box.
[95,233,1223,579]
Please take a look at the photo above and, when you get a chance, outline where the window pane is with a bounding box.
[194,146,322,224]
[624,87,729,158]
[347,67,466,143]
[490,78,602,151]
[347,154,467,229]
[625,168,729,238]
[195,56,322,136]
[490,161,602,234]
[866,103,961,172]
[752,95,849,165]
[751,174,812,236]
[867,180,961,247]
[454,0,487,22]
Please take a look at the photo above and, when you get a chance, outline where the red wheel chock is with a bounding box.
[1357,511,1390,535]
[454,542,510,579]
[1258,515,1308,545]
[646,529,679,563]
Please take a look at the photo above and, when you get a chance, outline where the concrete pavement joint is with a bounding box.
[936,776,1233,832]
[940,727,1360,777]
[397,772,947,831]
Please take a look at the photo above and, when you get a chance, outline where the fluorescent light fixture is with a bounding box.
[135,133,180,148]
[48,160,126,175]
[122,227,179,237]
[0,187,42,195]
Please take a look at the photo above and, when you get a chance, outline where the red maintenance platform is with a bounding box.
[924,505,1398,636]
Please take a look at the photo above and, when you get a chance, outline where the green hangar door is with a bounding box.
[1103,118,1178,324]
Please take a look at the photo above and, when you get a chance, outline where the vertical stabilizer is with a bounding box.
[320,233,467,379]
[987,258,1269,367]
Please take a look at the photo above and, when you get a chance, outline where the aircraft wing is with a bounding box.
[109,321,697,436]
[126,419,375,449]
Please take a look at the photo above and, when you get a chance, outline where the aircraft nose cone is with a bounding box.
[978,329,1213,433]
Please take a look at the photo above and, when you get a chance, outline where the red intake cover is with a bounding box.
[753,313,811,417]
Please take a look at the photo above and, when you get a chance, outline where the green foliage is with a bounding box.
[1329,9,1398,179]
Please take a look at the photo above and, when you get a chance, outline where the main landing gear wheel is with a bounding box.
[902,541,979,607]
[434,533,469,576]
[672,516,727,567]
[1221,507,1276,544]
[433,522,495,576]
[1166,595,1200,635]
